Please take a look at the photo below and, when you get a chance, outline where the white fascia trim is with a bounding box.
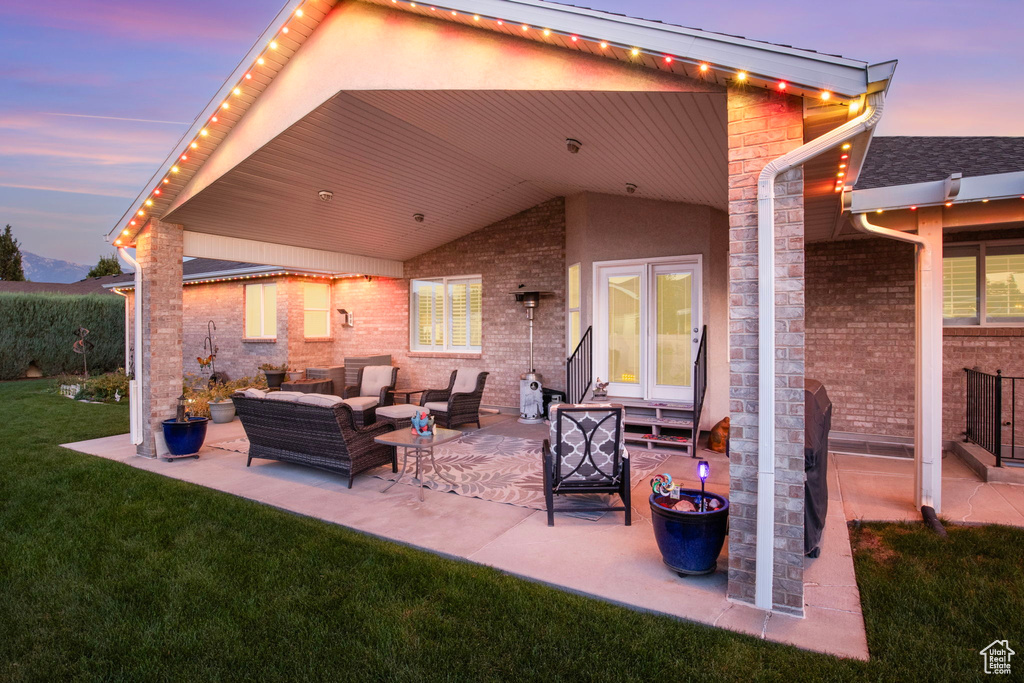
[428,0,873,96]
[849,171,1024,213]
[105,0,306,241]
[182,231,404,278]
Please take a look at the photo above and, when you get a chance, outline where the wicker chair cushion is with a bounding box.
[264,391,305,402]
[376,404,421,420]
[423,401,449,413]
[344,396,379,411]
[360,365,394,397]
[549,404,626,482]
[453,368,483,394]
[241,388,266,399]
[297,394,344,407]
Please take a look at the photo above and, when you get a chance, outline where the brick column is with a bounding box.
[726,89,806,614]
[136,219,183,457]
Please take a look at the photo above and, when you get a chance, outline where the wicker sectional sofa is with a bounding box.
[232,390,397,487]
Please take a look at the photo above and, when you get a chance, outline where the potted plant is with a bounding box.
[162,394,209,457]
[287,367,304,382]
[259,362,287,389]
[649,461,729,576]
[207,383,236,424]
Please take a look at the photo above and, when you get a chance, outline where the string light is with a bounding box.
[153,189,161,195]
[269,41,278,49]
[137,210,145,216]
[180,154,188,160]
[820,91,831,101]
[473,14,480,20]
[190,142,198,149]
[233,87,242,96]
[910,206,918,211]
[842,143,851,150]
[281,26,289,34]
[211,116,218,123]
[736,71,747,81]
[631,48,640,56]
[521,24,529,31]
[543,28,550,36]
[221,102,230,109]
[600,41,608,49]
[257,57,265,65]
[699,62,709,72]
[777,81,787,91]
[145,199,153,206]
[664,56,673,64]
[295,8,303,16]
[122,229,130,236]
[945,201,953,207]
[171,166,179,173]
[496,19,502,25]
[570,35,578,42]
[875,209,883,214]
[200,128,208,136]
[162,179,169,184]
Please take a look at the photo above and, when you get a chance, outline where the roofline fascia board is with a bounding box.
[105,0,306,241]
[847,171,1024,213]
[182,231,404,278]
[418,0,874,97]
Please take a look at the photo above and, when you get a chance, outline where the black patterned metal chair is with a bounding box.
[542,403,631,526]
[342,365,399,427]
[420,369,489,428]
[232,391,397,488]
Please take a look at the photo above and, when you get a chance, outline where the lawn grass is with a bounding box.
[0,379,1021,680]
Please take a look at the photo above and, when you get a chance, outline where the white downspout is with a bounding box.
[851,212,942,513]
[754,91,886,611]
[118,247,143,445]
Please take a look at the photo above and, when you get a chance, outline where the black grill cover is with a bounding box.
[804,379,832,558]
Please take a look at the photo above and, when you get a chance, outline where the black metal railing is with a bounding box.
[566,326,592,404]
[692,326,708,452]
[964,367,1024,467]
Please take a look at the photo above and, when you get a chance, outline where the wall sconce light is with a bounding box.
[337,308,354,327]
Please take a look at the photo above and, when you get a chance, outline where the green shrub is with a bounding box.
[51,370,130,403]
[0,292,124,380]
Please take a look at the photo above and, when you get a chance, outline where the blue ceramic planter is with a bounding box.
[161,416,209,456]
[649,490,729,576]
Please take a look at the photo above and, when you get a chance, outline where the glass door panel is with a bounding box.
[649,263,699,400]
[609,275,642,386]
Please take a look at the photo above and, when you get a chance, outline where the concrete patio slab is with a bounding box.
[63,416,870,660]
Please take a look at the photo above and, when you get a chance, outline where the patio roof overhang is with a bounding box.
[107,0,892,272]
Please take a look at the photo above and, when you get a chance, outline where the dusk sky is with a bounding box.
[1,0,1021,266]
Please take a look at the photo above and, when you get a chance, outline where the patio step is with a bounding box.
[623,415,693,428]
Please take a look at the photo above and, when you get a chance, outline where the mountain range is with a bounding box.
[22,252,90,283]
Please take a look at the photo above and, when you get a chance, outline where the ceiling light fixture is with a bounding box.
[565,138,582,154]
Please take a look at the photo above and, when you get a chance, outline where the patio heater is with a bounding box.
[513,285,551,424]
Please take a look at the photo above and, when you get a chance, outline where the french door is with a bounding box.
[594,256,701,401]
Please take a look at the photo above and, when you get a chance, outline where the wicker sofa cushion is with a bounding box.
[423,401,448,413]
[297,394,344,407]
[344,396,379,411]
[360,365,394,397]
[453,368,483,394]
[264,391,304,402]
[241,388,266,399]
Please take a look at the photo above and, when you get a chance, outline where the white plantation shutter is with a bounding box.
[411,276,481,352]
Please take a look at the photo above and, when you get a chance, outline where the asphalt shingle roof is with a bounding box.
[0,275,126,295]
[857,136,1024,190]
[108,258,267,285]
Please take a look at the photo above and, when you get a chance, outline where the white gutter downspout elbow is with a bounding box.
[753,91,886,611]
[118,247,143,446]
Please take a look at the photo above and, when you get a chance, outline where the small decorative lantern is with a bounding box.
[697,460,710,511]
[176,393,187,423]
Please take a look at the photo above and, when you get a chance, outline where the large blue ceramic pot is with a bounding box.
[161,416,209,456]
[649,490,729,576]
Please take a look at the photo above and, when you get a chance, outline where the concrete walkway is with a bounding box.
[64,415,869,659]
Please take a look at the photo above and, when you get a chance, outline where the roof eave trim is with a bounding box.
[847,170,1024,213]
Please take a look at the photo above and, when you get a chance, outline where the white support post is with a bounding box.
[916,209,944,511]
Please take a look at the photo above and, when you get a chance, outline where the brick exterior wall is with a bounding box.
[136,219,183,457]
[331,198,567,407]
[726,89,806,614]
[807,229,1024,444]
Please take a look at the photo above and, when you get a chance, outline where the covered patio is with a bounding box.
[105,0,902,621]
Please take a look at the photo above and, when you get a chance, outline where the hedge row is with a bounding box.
[0,292,125,380]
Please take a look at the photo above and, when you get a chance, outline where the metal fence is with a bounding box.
[964,367,1024,467]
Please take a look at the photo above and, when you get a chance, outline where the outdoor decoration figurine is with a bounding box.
[708,416,730,453]
[411,410,432,436]
[593,378,609,399]
[72,327,94,377]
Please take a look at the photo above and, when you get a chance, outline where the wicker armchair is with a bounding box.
[232,393,397,488]
[420,369,489,428]
[542,404,631,526]
[342,365,399,427]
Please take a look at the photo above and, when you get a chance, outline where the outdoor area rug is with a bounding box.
[211,432,671,520]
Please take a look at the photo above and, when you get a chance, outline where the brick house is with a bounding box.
[103,0,1024,616]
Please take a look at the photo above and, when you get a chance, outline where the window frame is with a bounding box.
[302,281,331,339]
[944,240,1024,327]
[409,274,483,353]
[567,262,581,353]
[244,281,277,339]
